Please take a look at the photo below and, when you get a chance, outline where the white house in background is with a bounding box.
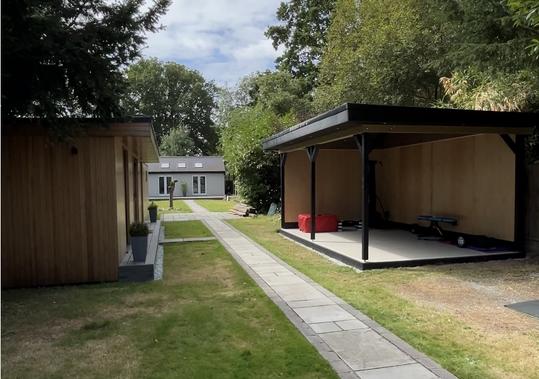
[147,156,225,199]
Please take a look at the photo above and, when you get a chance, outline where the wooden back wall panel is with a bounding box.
[372,134,515,241]
[284,149,362,223]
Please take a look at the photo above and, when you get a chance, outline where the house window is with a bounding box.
[194,162,203,168]
[159,176,172,195]
[192,175,206,195]
[178,162,186,168]
[160,163,170,168]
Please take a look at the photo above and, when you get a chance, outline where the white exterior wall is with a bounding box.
[148,172,225,198]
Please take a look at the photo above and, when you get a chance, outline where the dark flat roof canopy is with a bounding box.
[262,103,537,152]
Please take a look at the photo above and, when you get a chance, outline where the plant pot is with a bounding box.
[148,207,157,223]
[131,235,148,262]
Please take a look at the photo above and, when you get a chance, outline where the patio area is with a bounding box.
[281,228,523,269]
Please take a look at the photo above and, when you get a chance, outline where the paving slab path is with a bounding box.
[181,202,457,379]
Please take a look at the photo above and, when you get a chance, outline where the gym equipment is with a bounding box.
[416,215,457,240]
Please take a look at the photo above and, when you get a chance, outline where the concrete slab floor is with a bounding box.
[284,228,519,263]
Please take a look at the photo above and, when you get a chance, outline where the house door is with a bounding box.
[192,175,206,195]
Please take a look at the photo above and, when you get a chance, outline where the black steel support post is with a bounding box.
[361,134,371,261]
[280,153,287,229]
[306,146,319,240]
[514,135,526,253]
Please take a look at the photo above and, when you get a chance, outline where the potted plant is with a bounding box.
[129,222,149,262]
[180,181,188,197]
[148,202,158,223]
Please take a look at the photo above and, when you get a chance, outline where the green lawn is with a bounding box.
[150,199,192,217]
[164,220,214,239]
[228,216,539,379]
[1,221,337,379]
[194,199,237,212]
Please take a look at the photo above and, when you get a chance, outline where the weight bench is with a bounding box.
[416,215,457,240]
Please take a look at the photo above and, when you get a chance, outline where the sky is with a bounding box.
[143,0,284,86]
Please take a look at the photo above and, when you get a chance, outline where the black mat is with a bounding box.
[505,300,539,318]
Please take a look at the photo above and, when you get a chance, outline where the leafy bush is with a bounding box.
[221,106,294,212]
[147,202,157,210]
[129,222,149,237]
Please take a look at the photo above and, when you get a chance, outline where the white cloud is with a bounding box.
[142,0,283,85]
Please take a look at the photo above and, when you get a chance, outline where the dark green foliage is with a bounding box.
[221,106,292,213]
[129,222,149,237]
[125,58,218,153]
[508,0,539,59]
[1,0,170,135]
[239,71,313,119]
[266,0,336,87]
[315,0,447,111]
[147,202,158,210]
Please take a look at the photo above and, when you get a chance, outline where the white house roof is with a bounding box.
[147,156,225,173]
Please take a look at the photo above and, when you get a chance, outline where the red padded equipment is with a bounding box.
[297,214,338,233]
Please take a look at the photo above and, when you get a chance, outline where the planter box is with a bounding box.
[131,235,148,262]
[148,207,157,223]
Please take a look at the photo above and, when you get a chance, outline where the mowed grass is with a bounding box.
[1,221,337,379]
[228,216,539,379]
[150,199,191,217]
[195,199,237,212]
[164,220,214,239]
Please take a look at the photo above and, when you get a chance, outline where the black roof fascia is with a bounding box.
[262,103,538,151]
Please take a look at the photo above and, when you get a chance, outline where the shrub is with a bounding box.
[129,222,149,237]
[147,202,157,210]
[221,106,293,212]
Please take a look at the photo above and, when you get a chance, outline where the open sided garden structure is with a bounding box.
[262,103,537,269]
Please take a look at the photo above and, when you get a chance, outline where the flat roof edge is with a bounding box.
[262,103,538,151]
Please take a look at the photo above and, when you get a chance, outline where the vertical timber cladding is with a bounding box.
[284,149,362,224]
[1,134,119,288]
[372,134,516,241]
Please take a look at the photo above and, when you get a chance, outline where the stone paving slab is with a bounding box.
[183,201,456,379]
[356,363,439,379]
[295,305,356,324]
[320,329,415,371]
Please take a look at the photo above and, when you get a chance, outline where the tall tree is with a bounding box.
[314,0,446,111]
[239,71,313,119]
[2,0,169,134]
[159,128,196,156]
[125,58,218,154]
[266,0,336,88]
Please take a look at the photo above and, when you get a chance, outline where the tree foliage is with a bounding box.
[439,70,538,112]
[1,0,170,133]
[313,0,539,113]
[266,0,336,87]
[221,106,293,212]
[314,0,446,111]
[159,127,196,156]
[507,0,539,58]
[125,58,218,154]
[239,71,313,119]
